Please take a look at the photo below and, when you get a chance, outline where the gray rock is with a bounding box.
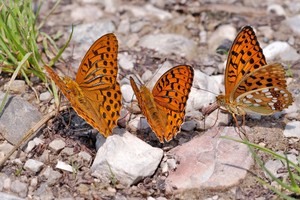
[91,130,163,186]
[102,0,120,13]
[4,80,26,94]
[48,139,66,153]
[70,20,116,68]
[0,173,8,191]
[42,166,62,185]
[0,192,24,200]
[39,91,52,102]
[34,182,54,199]
[284,15,300,35]
[139,34,197,60]
[130,20,148,33]
[78,151,92,163]
[165,126,253,192]
[0,92,42,145]
[117,19,130,34]
[72,20,116,46]
[0,142,14,159]
[180,120,197,132]
[283,121,300,138]
[61,147,74,156]
[264,159,283,180]
[10,180,28,198]
[24,159,44,173]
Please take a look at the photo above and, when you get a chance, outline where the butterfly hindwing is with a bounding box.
[235,63,293,114]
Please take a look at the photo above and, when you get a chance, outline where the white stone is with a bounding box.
[78,151,92,163]
[139,34,197,60]
[118,53,134,71]
[30,177,38,187]
[103,0,120,13]
[267,4,286,16]
[3,178,11,190]
[25,140,36,153]
[283,121,300,138]
[55,161,73,173]
[121,4,172,20]
[39,91,52,101]
[33,137,44,145]
[165,126,253,192]
[263,41,300,62]
[48,139,66,153]
[10,180,28,198]
[91,130,163,186]
[186,69,220,112]
[121,84,134,103]
[24,159,44,173]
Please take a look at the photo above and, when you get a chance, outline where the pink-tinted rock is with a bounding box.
[165,126,253,193]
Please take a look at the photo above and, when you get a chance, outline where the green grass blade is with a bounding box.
[0,52,32,114]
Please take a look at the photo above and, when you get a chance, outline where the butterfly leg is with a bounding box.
[232,113,248,140]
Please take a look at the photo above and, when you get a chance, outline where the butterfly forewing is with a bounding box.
[152,65,194,111]
[225,26,267,98]
[76,33,118,90]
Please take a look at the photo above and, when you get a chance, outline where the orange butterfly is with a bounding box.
[130,65,194,143]
[216,26,293,125]
[45,33,122,137]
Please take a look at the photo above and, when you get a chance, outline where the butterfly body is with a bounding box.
[130,65,194,143]
[45,33,122,137]
[216,26,293,121]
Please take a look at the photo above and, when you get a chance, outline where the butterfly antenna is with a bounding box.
[198,88,219,96]
[146,58,168,87]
